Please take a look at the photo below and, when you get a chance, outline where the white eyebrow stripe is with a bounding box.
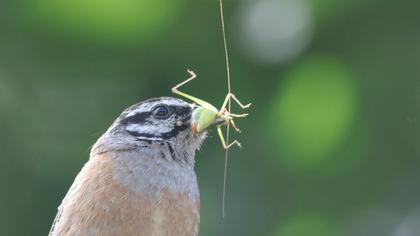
[126,123,173,135]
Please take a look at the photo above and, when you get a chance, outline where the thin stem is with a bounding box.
[219,0,231,219]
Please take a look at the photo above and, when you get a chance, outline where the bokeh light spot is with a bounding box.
[235,0,313,64]
[271,55,358,170]
[394,208,420,236]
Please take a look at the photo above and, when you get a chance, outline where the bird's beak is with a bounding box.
[207,117,225,130]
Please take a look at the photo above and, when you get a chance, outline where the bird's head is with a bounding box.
[92,97,207,164]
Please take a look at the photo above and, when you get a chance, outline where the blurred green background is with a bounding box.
[1,0,419,235]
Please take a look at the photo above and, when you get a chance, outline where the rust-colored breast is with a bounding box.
[50,153,200,236]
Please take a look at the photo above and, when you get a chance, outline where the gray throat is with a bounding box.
[90,132,206,201]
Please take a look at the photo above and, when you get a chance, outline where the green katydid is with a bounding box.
[172,69,251,149]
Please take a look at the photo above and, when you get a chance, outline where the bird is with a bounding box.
[49,97,210,236]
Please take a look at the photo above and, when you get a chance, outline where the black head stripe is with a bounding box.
[164,122,190,139]
[119,97,193,140]
[120,112,151,125]
[121,105,191,125]
[175,106,192,116]
[127,122,190,140]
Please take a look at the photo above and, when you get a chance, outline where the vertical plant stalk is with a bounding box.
[219,0,231,218]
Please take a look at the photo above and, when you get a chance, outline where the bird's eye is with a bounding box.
[152,105,171,119]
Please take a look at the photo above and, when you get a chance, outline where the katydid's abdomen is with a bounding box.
[191,107,217,133]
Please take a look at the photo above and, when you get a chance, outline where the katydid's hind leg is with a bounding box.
[217,127,242,149]
[220,92,252,112]
[172,70,197,94]
[172,70,209,104]
[230,93,252,109]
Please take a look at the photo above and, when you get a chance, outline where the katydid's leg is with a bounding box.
[229,112,249,118]
[220,92,252,112]
[172,70,217,109]
[217,127,242,149]
[230,93,252,109]
[172,70,196,92]
[219,110,249,118]
[172,70,197,98]
[230,119,241,133]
